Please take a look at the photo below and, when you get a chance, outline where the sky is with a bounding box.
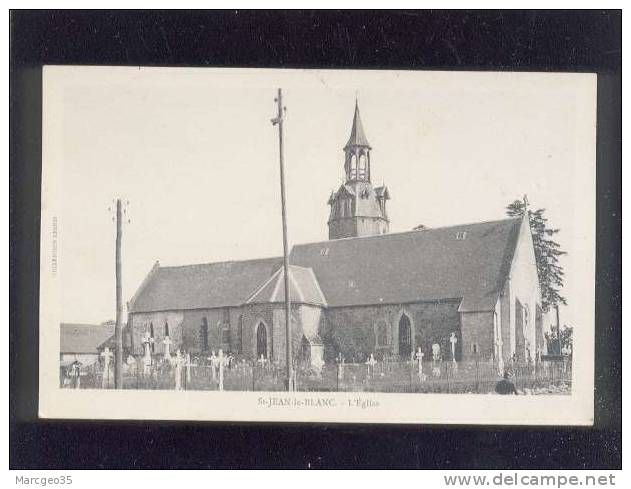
[42,67,596,330]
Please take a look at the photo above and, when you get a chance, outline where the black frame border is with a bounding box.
[9,10,621,469]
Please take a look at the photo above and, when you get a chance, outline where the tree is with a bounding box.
[506,199,567,312]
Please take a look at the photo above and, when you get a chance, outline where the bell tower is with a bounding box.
[327,101,390,240]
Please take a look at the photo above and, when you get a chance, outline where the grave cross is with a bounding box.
[174,350,183,391]
[415,346,425,380]
[218,349,225,391]
[184,352,194,384]
[163,336,172,362]
[449,332,458,363]
[101,347,114,389]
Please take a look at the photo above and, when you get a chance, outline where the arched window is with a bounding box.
[398,314,412,358]
[149,322,155,352]
[376,321,390,347]
[256,322,267,359]
[358,154,367,180]
[164,321,169,337]
[200,317,209,351]
[349,154,357,180]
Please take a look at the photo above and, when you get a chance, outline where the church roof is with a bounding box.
[246,265,327,306]
[129,257,282,313]
[344,101,371,150]
[60,323,117,354]
[128,218,523,314]
[289,218,523,312]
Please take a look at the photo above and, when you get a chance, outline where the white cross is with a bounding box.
[100,347,114,388]
[449,332,458,362]
[163,336,172,360]
[218,349,225,391]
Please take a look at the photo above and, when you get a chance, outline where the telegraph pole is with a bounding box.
[271,88,294,391]
[114,199,124,388]
[110,198,130,389]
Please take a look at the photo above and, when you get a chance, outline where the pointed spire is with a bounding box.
[344,99,371,150]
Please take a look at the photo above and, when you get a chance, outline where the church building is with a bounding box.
[127,102,544,368]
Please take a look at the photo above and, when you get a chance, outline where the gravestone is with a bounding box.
[174,350,183,391]
[415,346,425,381]
[163,336,172,363]
[100,347,114,389]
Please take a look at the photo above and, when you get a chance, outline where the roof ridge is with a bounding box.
[159,256,282,270]
[293,217,521,247]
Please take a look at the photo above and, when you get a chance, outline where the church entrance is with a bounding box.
[256,322,267,359]
[398,314,412,359]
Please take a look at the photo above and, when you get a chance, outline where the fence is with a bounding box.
[60,356,572,394]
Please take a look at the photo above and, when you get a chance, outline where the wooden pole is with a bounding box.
[272,88,293,391]
[114,198,123,388]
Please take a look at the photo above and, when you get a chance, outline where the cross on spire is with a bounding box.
[522,194,530,214]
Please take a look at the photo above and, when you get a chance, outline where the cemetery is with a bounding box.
[60,335,572,395]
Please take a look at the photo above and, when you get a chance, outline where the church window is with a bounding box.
[200,317,209,351]
[358,154,367,180]
[149,323,155,352]
[471,343,479,354]
[376,321,390,347]
[320,247,329,256]
[164,321,169,337]
[349,154,357,180]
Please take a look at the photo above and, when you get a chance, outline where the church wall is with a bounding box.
[508,217,543,361]
[128,311,184,355]
[323,301,461,363]
[180,309,225,354]
[328,217,356,240]
[460,311,495,362]
[271,304,324,366]
[355,216,389,237]
[237,303,275,361]
[499,279,512,364]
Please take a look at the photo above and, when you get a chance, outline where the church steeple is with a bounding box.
[344,100,372,182]
[327,100,390,240]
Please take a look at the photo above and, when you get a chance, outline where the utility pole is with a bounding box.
[271,88,294,391]
[110,198,130,388]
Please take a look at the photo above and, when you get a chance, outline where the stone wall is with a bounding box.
[324,300,461,362]
[460,311,495,361]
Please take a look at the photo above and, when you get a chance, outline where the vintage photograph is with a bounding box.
[39,67,595,424]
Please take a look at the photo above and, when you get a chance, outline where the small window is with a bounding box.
[320,248,329,256]
[164,321,169,337]
[471,343,478,354]
[348,279,356,288]
[455,231,467,240]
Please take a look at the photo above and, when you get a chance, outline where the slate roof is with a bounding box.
[246,265,327,306]
[60,323,116,354]
[128,218,523,314]
[289,218,523,311]
[344,101,371,149]
[129,257,283,313]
